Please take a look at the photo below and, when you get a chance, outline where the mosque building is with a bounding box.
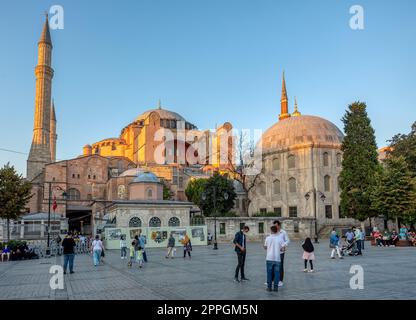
[21,15,369,242]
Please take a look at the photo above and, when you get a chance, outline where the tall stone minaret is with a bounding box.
[50,99,57,162]
[27,14,54,180]
[278,72,291,121]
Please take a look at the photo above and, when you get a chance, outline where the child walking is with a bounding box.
[302,237,315,273]
[136,246,144,268]
[128,241,135,267]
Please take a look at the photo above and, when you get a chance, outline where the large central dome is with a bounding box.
[135,108,186,122]
[261,115,344,153]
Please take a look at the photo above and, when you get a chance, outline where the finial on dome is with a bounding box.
[157,99,162,110]
[292,96,301,117]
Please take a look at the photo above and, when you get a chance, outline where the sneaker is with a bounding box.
[266,287,272,292]
[331,257,335,259]
[70,271,74,274]
[340,256,344,259]
[273,288,278,292]
[234,278,240,283]
[63,271,67,275]
[241,278,250,281]
[278,281,283,287]
[308,269,314,273]
[303,268,308,272]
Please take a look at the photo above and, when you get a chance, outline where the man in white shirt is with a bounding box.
[273,220,290,287]
[264,225,284,292]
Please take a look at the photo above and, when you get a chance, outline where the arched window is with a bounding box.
[323,152,329,167]
[67,188,80,200]
[258,182,266,196]
[168,217,180,227]
[149,217,161,227]
[147,188,153,199]
[288,177,297,193]
[288,155,296,169]
[273,179,280,195]
[129,217,142,228]
[336,153,342,167]
[324,175,331,192]
[272,158,280,171]
[337,176,341,192]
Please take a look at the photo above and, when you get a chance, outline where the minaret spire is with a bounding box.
[158,99,162,110]
[279,71,290,121]
[27,14,54,180]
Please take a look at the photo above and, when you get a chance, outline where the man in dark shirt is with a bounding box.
[233,225,250,282]
[62,232,76,274]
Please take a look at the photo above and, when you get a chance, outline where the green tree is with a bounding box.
[0,163,32,241]
[185,178,207,207]
[339,102,380,221]
[199,173,236,216]
[371,156,416,226]
[161,180,174,200]
[388,121,416,175]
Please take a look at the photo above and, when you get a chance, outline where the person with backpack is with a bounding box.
[330,230,343,259]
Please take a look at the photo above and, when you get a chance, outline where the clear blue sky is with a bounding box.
[1,0,415,175]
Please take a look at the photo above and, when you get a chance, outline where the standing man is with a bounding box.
[345,228,355,244]
[360,228,365,250]
[354,227,362,255]
[62,232,76,274]
[139,232,148,262]
[233,225,250,282]
[166,233,176,259]
[264,225,283,292]
[273,220,290,287]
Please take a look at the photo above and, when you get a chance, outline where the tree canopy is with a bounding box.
[186,173,236,216]
[0,163,32,240]
[371,156,416,224]
[339,101,380,221]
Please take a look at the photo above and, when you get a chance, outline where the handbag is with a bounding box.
[101,250,105,257]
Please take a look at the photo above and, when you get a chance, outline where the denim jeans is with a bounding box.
[63,254,75,272]
[266,260,281,290]
[93,249,102,266]
[235,251,246,279]
[121,247,127,258]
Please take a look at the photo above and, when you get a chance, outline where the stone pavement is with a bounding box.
[0,241,415,300]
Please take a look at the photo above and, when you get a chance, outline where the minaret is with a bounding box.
[50,99,57,162]
[278,72,291,121]
[27,14,54,180]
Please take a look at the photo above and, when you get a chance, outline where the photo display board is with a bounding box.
[104,226,207,250]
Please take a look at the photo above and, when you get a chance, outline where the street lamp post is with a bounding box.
[45,182,67,256]
[305,188,326,243]
[202,188,228,250]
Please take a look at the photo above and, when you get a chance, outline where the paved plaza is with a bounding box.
[0,241,415,300]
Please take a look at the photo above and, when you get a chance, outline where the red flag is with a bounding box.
[52,197,57,212]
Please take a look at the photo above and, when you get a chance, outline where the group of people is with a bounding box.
[121,234,148,268]
[0,242,39,261]
[55,232,91,255]
[60,232,105,274]
[372,225,416,247]
[165,233,192,259]
[232,222,372,292]
[233,220,290,292]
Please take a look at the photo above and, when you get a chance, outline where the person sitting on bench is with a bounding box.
[391,230,400,246]
[1,245,11,262]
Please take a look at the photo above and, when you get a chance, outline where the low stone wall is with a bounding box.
[205,217,315,242]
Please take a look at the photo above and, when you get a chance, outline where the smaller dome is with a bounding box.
[132,171,160,183]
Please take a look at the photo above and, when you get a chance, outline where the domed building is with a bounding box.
[247,74,356,238]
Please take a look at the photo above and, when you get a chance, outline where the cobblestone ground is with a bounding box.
[0,241,415,300]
